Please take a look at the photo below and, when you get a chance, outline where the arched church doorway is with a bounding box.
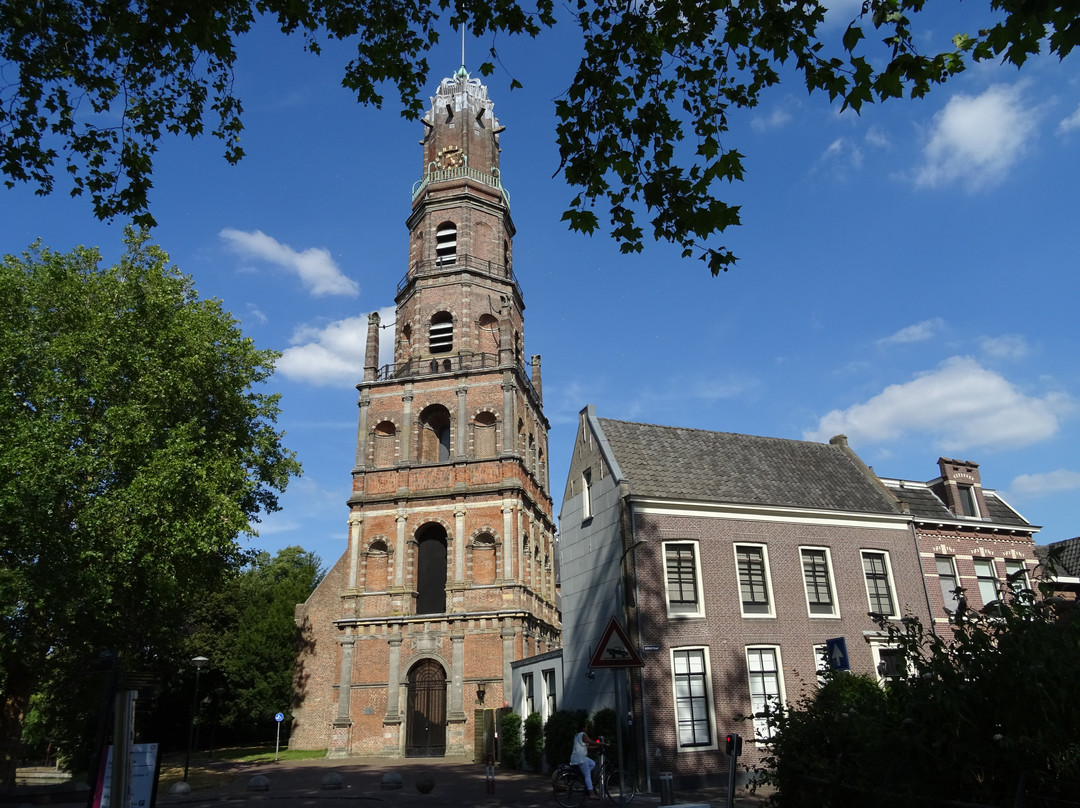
[405,659,447,757]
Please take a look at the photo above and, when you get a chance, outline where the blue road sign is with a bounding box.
[825,637,850,671]
[274,712,284,723]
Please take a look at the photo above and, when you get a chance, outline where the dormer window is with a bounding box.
[436,221,457,266]
[957,484,980,517]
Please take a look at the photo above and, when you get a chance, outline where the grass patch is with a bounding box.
[158,747,328,791]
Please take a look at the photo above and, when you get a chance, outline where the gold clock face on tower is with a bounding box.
[437,146,463,169]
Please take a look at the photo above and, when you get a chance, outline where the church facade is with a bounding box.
[290,68,560,759]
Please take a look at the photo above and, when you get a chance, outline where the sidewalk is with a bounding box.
[156,757,770,808]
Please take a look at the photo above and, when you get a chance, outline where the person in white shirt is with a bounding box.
[570,721,598,798]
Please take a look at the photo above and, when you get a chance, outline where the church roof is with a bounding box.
[595,418,898,514]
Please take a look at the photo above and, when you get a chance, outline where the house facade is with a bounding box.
[555,407,1039,790]
[290,68,560,760]
[880,458,1040,624]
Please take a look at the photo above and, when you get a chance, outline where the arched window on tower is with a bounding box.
[419,404,452,463]
[430,312,453,354]
[472,532,497,585]
[473,411,497,458]
[477,313,499,356]
[435,221,457,266]
[365,539,390,591]
[415,523,448,614]
[373,421,397,467]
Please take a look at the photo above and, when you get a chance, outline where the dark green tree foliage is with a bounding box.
[0,233,300,785]
[754,578,1080,806]
[499,711,522,769]
[543,709,587,769]
[3,1,1078,272]
[185,547,323,740]
[523,711,544,770]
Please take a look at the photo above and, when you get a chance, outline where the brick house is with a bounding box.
[879,458,1040,624]
[553,407,1039,790]
[289,68,559,760]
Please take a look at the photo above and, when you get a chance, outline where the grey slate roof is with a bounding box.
[881,480,1032,528]
[595,418,898,514]
[1039,537,1080,576]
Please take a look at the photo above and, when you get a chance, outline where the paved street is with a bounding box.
[157,757,770,808]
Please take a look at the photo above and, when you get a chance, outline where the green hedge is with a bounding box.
[499,711,522,769]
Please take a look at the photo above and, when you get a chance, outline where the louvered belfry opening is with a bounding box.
[435,222,456,265]
[429,312,453,354]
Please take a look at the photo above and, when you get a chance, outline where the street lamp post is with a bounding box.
[183,656,208,781]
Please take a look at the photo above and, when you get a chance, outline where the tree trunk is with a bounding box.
[0,669,33,791]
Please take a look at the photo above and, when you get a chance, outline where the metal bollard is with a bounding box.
[658,772,675,806]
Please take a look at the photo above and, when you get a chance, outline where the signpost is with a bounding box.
[274,713,284,761]
[825,637,850,671]
[588,618,644,807]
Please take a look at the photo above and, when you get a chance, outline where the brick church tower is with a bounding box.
[291,68,560,759]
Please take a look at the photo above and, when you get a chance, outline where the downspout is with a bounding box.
[618,483,652,793]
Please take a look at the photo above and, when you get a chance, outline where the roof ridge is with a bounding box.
[595,417,829,447]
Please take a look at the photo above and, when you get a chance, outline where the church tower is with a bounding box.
[291,68,559,760]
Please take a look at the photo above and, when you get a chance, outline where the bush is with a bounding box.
[499,711,522,769]
[752,579,1080,807]
[523,712,544,770]
[543,709,587,769]
[591,707,616,747]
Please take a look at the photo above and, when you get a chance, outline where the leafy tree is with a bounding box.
[185,547,324,742]
[2,1,1077,273]
[0,233,300,786]
[752,576,1080,806]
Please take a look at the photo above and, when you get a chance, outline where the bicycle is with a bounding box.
[553,741,636,807]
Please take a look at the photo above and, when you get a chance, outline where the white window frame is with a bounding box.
[522,672,535,717]
[1004,559,1031,592]
[542,668,557,719]
[799,545,839,618]
[973,558,1000,606]
[734,543,775,618]
[745,645,785,743]
[861,549,899,619]
[581,468,593,520]
[669,647,717,752]
[663,540,705,618]
[813,644,828,687]
[957,484,980,517]
[936,555,962,614]
[867,638,905,684]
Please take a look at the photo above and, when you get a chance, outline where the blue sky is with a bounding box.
[3,7,1078,569]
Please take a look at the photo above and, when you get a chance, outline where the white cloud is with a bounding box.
[245,304,268,325]
[1058,103,1080,134]
[820,137,863,170]
[877,318,944,346]
[804,356,1070,450]
[1008,469,1080,499]
[979,333,1030,360]
[277,306,395,386]
[914,84,1037,191]
[864,126,891,149]
[220,228,359,297]
[751,106,794,132]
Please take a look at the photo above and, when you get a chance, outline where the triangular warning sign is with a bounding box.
[589,617,645,668]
